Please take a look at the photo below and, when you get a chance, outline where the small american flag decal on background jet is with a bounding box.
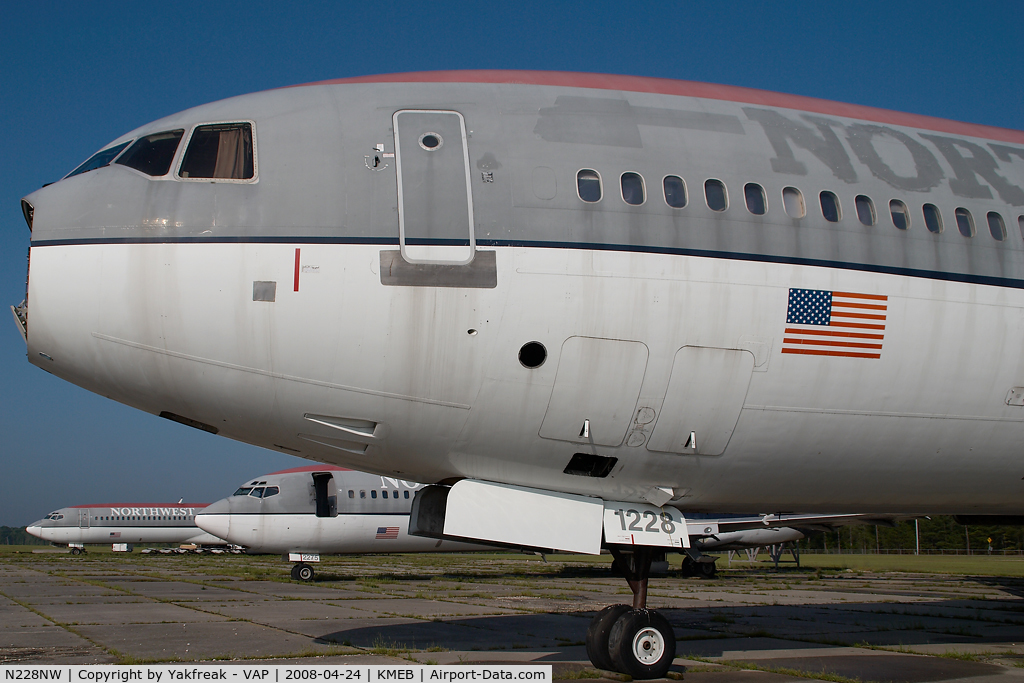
[782,288,887,359]
[375,527,400,539]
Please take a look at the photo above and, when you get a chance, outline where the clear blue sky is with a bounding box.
[1,2,1021,525]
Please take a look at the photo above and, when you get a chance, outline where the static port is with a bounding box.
[519,341,547,368]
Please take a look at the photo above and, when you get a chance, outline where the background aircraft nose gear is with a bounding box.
[290,562,315,581]
[585,547,677,679]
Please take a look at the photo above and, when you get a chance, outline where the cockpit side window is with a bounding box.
[263,486,279,497]
[179,122,255,180]
[233,487,252,496]
[65,141,131,179]
[249,487,265,498]
[116,130,184,176]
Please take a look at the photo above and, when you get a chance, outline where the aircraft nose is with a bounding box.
[194,499,231,539]
[25,524,44,540]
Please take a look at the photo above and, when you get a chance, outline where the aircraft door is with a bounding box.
[647,346,754,456]
[312,473,338,518]
[78,510,89,529]
[539,337,649,447]
[393,110,475,264]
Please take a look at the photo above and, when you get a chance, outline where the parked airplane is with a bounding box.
[14,70,1024,677]
[26,503,222,551]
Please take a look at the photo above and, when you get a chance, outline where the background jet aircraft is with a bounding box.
[27,503,221,551]
[16,70,1024,677]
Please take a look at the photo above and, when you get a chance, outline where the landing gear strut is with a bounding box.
[290,562,315,581]
[586,547,676,679]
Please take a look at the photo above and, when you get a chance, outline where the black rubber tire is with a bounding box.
[698,560,718,578]
[585,604,631,672]
[290,564,301,580]
[679,556,695,577]
[608,609,676,680]
[70,547,81,556]
[296,563,315,581]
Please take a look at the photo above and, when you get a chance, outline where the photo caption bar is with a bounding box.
[0,666,551,683]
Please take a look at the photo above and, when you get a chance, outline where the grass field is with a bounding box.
[5,544,1024,577]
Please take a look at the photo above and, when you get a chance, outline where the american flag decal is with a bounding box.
[375,526,400,539]
[782,289,887,359]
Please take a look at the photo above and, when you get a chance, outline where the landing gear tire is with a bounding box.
[608,609,676,680]
[585,604,631,672]
[69,547,82,556]
[292,563,314,581]
[698,560,717,578]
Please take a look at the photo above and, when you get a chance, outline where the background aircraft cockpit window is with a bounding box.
[263,486,280,497]
[620,172,645,205]
[577,170,602,202]
[704,179,728,211]
[955,208,975,237]
[987,212,1006,241]
[744,183,766,215]
[65,141,131,179]
[179,123,254,180]
[249,487,265,498]
[233,487,252,496]
[819,191,841,222]
[923,203,943,234]
[855,195,876,226]
[115,130,184,176]
[890,200,910,230]
[662,176,686,208]
[783,187,805,218]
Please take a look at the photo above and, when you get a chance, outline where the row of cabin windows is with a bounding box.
[347,489,409,499]
[577,170,1024,242]
[93,516,193,521]
[66,122,255,181]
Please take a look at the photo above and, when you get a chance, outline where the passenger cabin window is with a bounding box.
[179,122,255,180]
[404,491,410,499]
[577,170,602,202]
[233,487,252,496]
[923,203,943,234]
[1018,216,1024,241]
[264,486,279,497]
[620,172,645,205]
[988,212,1006,241]
[782,187,805,218]
[855,195,876,226]
[820,191,841,222]
[744,183,766,215]
[66,141,131,179]
[115,130,184,176]
[704,179,727,212]
[955,208,975,237]
[890,200,910,230]
[371,490,377,499]
[663,176,686,208]
[348,490,354,498]
[360,490,366,498]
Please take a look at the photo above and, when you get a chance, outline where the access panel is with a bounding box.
[539,337,649,447]
[647,346,754,456]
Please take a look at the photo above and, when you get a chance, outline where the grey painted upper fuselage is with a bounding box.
[26,72,1024,287]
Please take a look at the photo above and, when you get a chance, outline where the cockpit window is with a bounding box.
[263,486,279,497]
[233,487,252,496]
[249,487,265,498]
[115,130,184,176]
[179,122,254,180]
[65,141,132,179]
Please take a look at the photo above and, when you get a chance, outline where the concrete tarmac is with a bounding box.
[1,550,1024,682]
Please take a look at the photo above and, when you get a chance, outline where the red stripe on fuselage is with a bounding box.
[291,70,1024,144]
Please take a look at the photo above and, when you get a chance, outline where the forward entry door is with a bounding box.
[79,510,90,529]
[393,110,475,264]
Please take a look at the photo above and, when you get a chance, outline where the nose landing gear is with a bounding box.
[290,562,315,581]
[585,547,676,679]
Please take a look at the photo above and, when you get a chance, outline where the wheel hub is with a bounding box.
[631,626,665,664]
